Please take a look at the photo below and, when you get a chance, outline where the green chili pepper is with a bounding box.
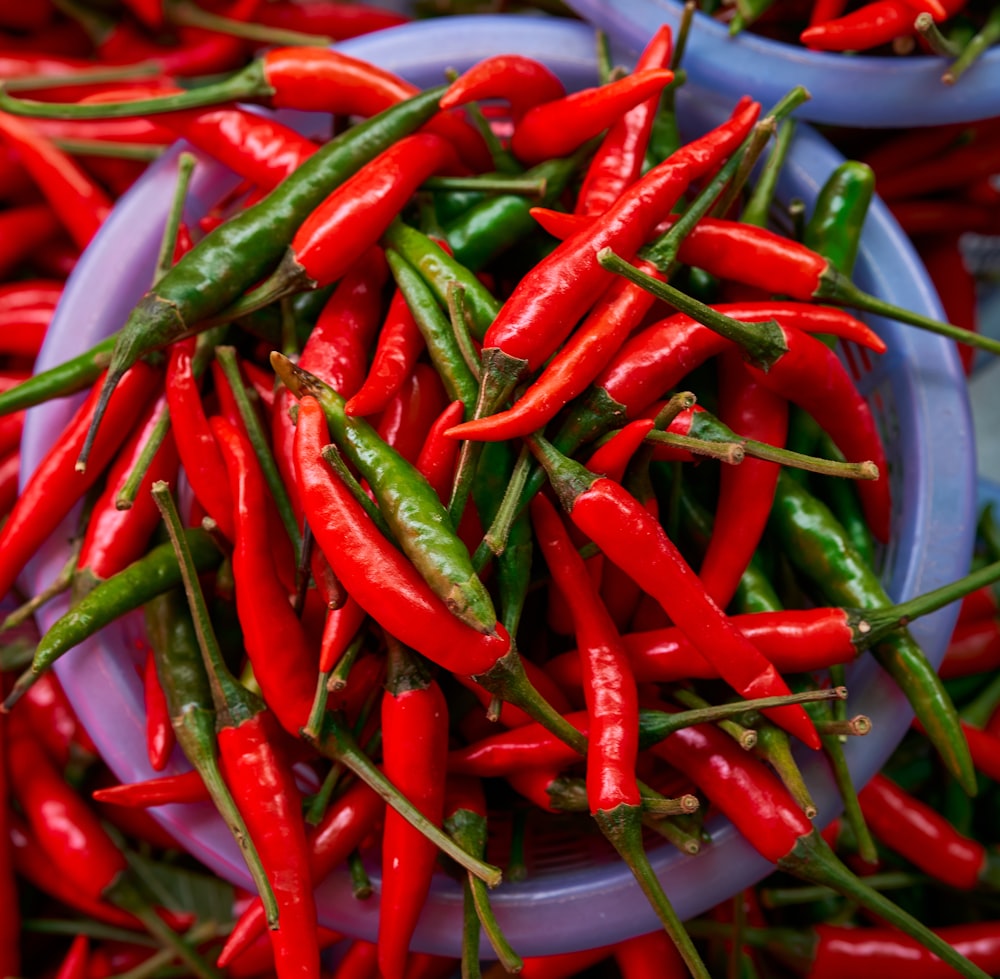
[4,528,222,709]
[75,86,446,471]
[273,355,498,638]
[803,161,875,281]
[768,470,978,796]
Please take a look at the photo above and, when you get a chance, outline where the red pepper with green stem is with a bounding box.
[857,772,1000,890]
[343,286,424,418]
[529,490,713,979]
[152,481,319,979]
[218,778,384,968]
[575,24,674,217]
[378,638,451,979]
[528,432,820,750]
[598,251,892,542]
[698,352,788,609]
[5,714,222,979]
[290,394,580,753]
[233,134,462,316]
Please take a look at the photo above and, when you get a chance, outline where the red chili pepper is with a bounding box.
[800,0,920,50]
[76,393,179,586]
[0,411,24,460]
[213,417,320,736]
[0,203,62,278]
[344,286,424,418]
[531,492,641,813]
[376,361,449,466]
[891,200,999,235]
[54,934,89,979]
[808,0,849,25]
[416,400,466,501]
[7,814,139,931]
[511,946,614,979]
[0,361,157,601]
[378,641,450,979]
[0,278,62,312]
[445,259,665,443]
[0,450,19,518]
[447,100,758,431]
[20,671,87,769]
[164,339,235,540]
[273,245,389,510]
[254,2,410,37]
[438,53,567,122]
[781,920,1000,979]
[940,616,1000,679]
[919,232,979,374]
[615,930,689,979]
[217,779,384,968]
[142,645,174,772]
[261,133,461,300]
[960,722,1000,784]
[576,25,673,217]
[700,350,788,609]
[0,1,54,31]
[585,419,657,481]
[293,396,510,677]
[331,940,378,979]
[217,709,321,979]
[531,435,821,748]
[0,708,17,979]
[858,773,995,890]
[510,69,675,166]
[91,768,210,808]
[0,110,112,248]
[959,585,999,624]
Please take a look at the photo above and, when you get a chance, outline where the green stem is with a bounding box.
[115,402,171,511]
[303,712,503,887]
[598,248,789,369]
[594,805,712,979]
[472,445,532,572]
[111,921,223,979]
[943,5,1000,85]
[710,116,777,221]
[52,138,167,160]
[779,830,991,979]
[155,152,197,285]
[319,444,392,538]
[819,269,1000,358]
[422,175,547,197]
[672,688,757,749]
[672,0,698,69]
[740,436,879,479]
[165,0,333,46]
[447,283,483,383]
[215,346,302,562]
[814,715,871,737]
[4,62,161,92]
[2,537,79,630]
[347,849,373,900]
[644,429,746,465]
[750,720,818,819]
[758,871,924,908]
[915,12,961,56]
[741,119,796,228]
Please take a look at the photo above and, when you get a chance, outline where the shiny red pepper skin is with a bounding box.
[91,769,210,809]
[805,921,1000,979]
[531,493,641,813]
[479,99,759,373]
[164,339,235,540]
[217,711,320,979]
[344,286,425,418]
[218,780,384,968]
[143,646,174,772]
[510,69,675,166]
[541,454,820,749]
[0,362,157,601]
[615,930,689,978]
[576,25,673,217]
[286,133,460,290]
[857,773,988,890]
[76,394,179,585]
[375,362,449,466]
[0,204,61,278]
[0,110,112,249]
[7,719,128,901]
[438,54,566,122]
[294,397,510,677]
[940,616,1000,679]
[19,671,88,769]
[378,661,450,979]
[416,400,466,501]
[213,417,319,736]
[700,350,788,609]
[53,934,89,979]
[547,608,860,688]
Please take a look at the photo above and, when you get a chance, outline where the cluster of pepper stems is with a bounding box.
[0,1,997,978]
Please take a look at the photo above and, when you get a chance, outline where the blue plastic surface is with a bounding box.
[566,0,1000,127]
[21,14,976,958]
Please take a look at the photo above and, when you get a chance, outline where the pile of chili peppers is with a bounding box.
[0,2,998,978]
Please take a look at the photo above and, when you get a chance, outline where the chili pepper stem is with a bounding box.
[154,153,197,286]
[209,256,315,328]
[303,713,503,887]
[594,804,712,979]
[818,268,1000,357]
[3,62,162,92]
[858,558,1000,649]
[446,808,523,975]
[597,249,789,369]
[737,436,878,479]
[943,5,1000,85]
[778,829,991,979]
[645,429,746,465]
[0,61,274,118]
[165,0,334,47]
[915,12,961,56]
[116,402,170,511]
[2,542,78,630]
[103,874,223,979]
[471,644,588,755]
[472,446,533,572]
[459,875,483,979]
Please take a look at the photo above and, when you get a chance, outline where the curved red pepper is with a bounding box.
[615,930,689,979]
[294,396,510,677]
[143,646,174,772]
[940,616,1000,679]
[438,54,566,122]
[91,769,210,809]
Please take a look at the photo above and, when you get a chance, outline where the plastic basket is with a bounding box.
[564,0,1000,127]
[20,14,975,958]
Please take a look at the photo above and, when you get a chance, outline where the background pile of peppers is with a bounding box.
[0,1,997,978]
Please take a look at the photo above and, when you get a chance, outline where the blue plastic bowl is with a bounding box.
[565,0,1000,127]
[21,14,975,958]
